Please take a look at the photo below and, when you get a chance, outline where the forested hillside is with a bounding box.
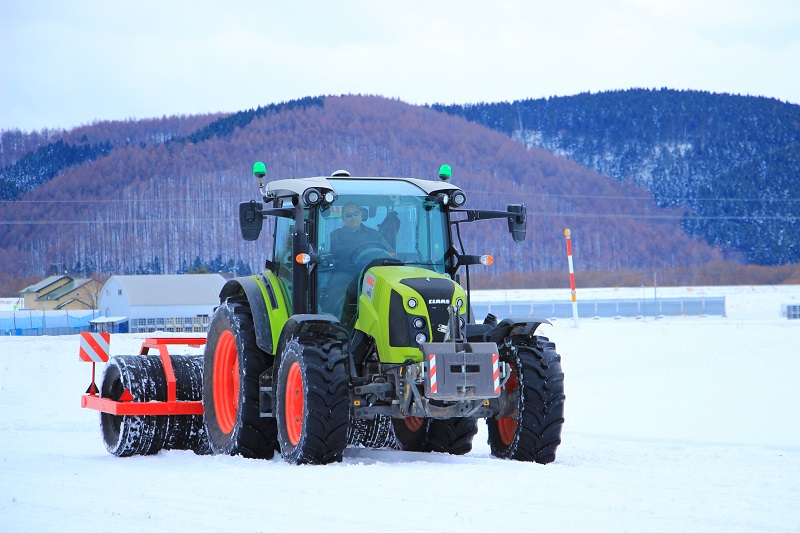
[432,89,800,266]
[0,95,722,291]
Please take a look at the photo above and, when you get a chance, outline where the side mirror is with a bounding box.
[239,200,264,241]
[507,204,527,243]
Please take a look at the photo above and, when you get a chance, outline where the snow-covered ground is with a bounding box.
[1,286,799,532]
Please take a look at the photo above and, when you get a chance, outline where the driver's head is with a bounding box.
[342,202,363,230]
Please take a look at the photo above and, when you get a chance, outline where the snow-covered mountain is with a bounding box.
[433,89,800,265]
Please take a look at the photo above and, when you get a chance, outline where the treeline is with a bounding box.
[65,254,253,277]
[0,128,64,167]
[432,89,800,266]
[0,94,732,291]
[185,96,324,144]
[682,143,800,265]
[0,140,112,200]
[0,99,328,201]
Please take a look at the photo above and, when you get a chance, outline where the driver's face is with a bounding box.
[342,206,362,230]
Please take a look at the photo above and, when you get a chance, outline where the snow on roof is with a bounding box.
[106,274,226,307]
[40,279,92,301]
[90,316,128,323]
[20,275,71,294]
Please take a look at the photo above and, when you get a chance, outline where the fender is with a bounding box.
[485,317,552,345]
[273,314,344,361]
[219,273,289,354]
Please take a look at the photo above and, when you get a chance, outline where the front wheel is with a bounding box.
[487,337,565,464]
[275,338,350,464]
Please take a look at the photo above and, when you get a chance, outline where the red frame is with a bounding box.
[80,337,206,416]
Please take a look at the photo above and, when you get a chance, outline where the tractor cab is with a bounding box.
[268,176,454,321]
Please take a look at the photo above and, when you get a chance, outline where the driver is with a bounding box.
[326,202,389,318]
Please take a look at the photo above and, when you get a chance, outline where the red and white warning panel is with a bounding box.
[492,352,501,395]
[428,353,438,394]
[79,332,110,362]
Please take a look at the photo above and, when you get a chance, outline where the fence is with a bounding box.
[0,309,99,336]
[128,315,211,333]
[471,296,726,320]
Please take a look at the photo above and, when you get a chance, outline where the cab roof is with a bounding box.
[265,175,464,200]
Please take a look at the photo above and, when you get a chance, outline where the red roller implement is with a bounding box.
[80,337,206,416]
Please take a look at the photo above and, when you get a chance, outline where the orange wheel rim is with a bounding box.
[213,330,239,434]
[497,369,519,446]
[404,416,425,432]
[285,361,304,446]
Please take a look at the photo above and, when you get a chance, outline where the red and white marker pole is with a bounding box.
[565,229,579,328]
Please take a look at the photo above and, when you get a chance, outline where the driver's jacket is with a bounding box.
[330,224,386,275]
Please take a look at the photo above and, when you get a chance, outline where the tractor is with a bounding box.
[89,164,565,465]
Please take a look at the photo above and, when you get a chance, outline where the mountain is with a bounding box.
[0,95,723,290]
[431,89,800,266]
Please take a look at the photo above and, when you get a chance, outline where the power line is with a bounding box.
[0,218,238,225]
[0,213,797,225]
[3,190,800,204]
[473,190,800,203]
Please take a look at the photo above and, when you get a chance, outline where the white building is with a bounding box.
[97,274,226,333]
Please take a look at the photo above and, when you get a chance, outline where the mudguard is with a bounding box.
[484,318,552,344]
[218,273,289,354]
[273,314,344,360]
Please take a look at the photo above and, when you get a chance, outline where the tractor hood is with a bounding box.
[355,265,467,364]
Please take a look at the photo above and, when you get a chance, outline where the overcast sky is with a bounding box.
[2,0,799,132]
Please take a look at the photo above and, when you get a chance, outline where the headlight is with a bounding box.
[303,188,321,205]
[415,332,427,345]
[413,317,425,329]
[451,191,467,207]
[407,298,418,309]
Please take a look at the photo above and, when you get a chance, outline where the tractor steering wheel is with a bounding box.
[350,241,392,266]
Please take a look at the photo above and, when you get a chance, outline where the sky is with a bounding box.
[1,0,799,132]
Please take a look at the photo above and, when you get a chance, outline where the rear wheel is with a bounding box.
[487,337,565,464]
[427,418,478,455]
[203,295,278,458]
[276,337,350,464]
[348,415,396,449]
[391,416,429,451]
[100,355,167,457]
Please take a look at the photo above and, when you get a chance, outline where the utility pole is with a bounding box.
[654,272,658,320]
[565,229,579,328]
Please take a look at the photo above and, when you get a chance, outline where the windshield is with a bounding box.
[319,179,449,274]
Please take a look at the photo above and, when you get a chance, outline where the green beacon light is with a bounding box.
[438,164,452,182]
[253,161,267,179]
[253,161,267,192]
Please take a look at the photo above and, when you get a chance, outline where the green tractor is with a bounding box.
[202,163,565,464]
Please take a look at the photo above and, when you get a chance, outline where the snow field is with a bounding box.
[1,286,799,532]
